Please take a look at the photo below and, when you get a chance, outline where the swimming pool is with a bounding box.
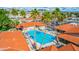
[26,30,56,45]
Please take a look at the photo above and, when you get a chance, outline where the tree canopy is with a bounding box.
[42,10,52,23]
[30,9,40,20]
[20,9,26,18]
[0,9,19,31]
[11,8,18,16]
[52,8,65,22]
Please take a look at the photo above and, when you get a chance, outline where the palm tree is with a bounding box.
[30,9,40,21]
[52,8,65,22]
[40,10,52,49]
[20,9,26,18]
[30,9,40,50]
[42,10,52,23]
[0,15,9,26]
[0,9,10,27]
[10,8,18,19]
[0,8,20,31]
[52,8,66,47]
[9,20,20,28]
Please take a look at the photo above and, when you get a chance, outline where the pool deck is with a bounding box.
[22,26,59,50]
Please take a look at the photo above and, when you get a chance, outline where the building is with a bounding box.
[40,43,79,51]
[0,31,30,51]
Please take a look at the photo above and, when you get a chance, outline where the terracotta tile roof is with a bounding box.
[40,44,79,51]
[72,44,79,51]
[58,44,79,51]
[0,31,30,51]
[50,46,58,51]
[40,46,58,51]
[56,24,79,33]
[3,48,18,51]
[58,33,79,45]
[16,22,46,28]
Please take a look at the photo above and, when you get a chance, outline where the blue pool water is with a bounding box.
[26,30,56,45]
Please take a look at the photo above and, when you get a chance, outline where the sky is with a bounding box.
[1,7,79,12]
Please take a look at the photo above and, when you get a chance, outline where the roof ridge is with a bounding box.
[71,44,76,51]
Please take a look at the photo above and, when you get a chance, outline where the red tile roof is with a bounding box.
[0,31,30,51]
[40,44,79,51]
[3,48,18,51]
[58,44,79,51]
[16,22,46,28]
[56,24,79,33]
[58,33,79,45]
[40,46,58,51]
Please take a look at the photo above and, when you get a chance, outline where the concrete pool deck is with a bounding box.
[23,27,57,50]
